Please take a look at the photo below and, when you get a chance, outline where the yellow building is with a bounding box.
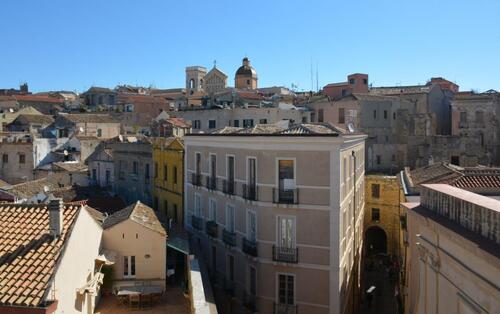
[152,137,184,226]
[363,174,404,257]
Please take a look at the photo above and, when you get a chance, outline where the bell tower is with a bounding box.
[185,66,207,95]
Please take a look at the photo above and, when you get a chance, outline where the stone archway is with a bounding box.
[365,226,387,256]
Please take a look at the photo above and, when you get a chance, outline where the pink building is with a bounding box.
[322,73,369,100]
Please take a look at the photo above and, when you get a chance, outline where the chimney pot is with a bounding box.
[48,198,64,238]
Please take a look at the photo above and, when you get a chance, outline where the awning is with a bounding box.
[167,236,190,255]
[96,249,116,265]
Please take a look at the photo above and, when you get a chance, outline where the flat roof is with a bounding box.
[422,184,500,213]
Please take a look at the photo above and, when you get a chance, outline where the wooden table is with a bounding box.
[117,285,163,296]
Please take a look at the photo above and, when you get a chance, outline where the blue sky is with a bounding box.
[1,0,499,93]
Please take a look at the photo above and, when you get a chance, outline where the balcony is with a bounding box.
[222,179,235,195]
[242,238,258,257]
[273,188,298,204]
[242,183,258,201]
[272,246,298,263]
[274,303,297,314]
[244,293,257,312]
[191,173,202,186]
[206,220,218,238]
[191,215,203,231]
[222,229,236,247]
[205,176,217,190]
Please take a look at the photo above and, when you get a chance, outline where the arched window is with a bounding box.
[189,79,195,90]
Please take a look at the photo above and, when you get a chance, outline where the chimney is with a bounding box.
[48,198,64,238]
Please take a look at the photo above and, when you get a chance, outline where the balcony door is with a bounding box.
[195,153,201,175]
[278,274,295,306]
[227,155,235,183]
[248,157,256,188]
[278,159,295,203]
[277,216,295,249]
[226,205,235,233]
[247,210,257,242]
[210,154,216,179]
[194,194,201,217]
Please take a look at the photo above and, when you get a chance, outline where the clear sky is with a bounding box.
[1,0,499,93]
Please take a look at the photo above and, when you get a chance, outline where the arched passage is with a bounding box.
[365,226,387,256]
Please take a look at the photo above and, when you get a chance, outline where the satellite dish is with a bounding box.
[64,150,68,156]
[43,185,49,192]
[79,127,84,133]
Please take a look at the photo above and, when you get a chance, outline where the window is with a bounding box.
[210,154,216,180]
[105,170,111,185]
[227,155,235,184]
[132,161,138,175]
[154,162,158,178]
[97,129,102,137]
[384,110,388,119]
[19,154,25,164]
[145,163,150,180]
[376,155,381,165]
[371,184,380,198]
[208,120,216,129]
[248,157,256,187]
[278,216,295,248]
[119,160,126,179]
[475,111,484,124]
[393,112,396,119]
[338,108,345,124]
[341,89,348,97]
[153,197,158,211]
[460,112,467,123]
[194,194,201,217]
[278,274,295,306]
[123,256,136,278]
[318,109,324,122]
[233,120,240,127]
[226,204,235,232]
[259,119,267,124]
[173,166,178,184]
[243,119,254,128]
[349,78,355,84]
[391,154,396,162]
[173,204,178,222]
[2,154,8,163]
[228,255,235,281]
[247,211,257,242]
[195,152,201,175]
[193,120,201,129]
[246,79,251,85]
[451,156,460,166]
[363,78,368,85]
[371,208,380,222]
[92,169,97,180]
[163,164,168,182]
[278,159,295,203]
[249,266,257,296]
[373,110,377,119]
[209,199,217,221]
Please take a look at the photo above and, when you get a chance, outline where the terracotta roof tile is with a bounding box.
[0,203,80,307]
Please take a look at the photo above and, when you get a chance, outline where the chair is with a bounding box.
[141,293,153,309]
[129,294,140,310]
[117,294,128,306]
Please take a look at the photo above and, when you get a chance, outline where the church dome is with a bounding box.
[235,57,257,77]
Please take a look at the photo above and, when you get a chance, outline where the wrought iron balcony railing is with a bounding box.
[205,176,217,190]
[222,228,236,247]
[222,179,235,195]
[274,303,297,314]
[242,237,258,257]
[206,220,218,238]
[273,188,298,204]
[191,215,203,231]
[191,173,202,186]
[272,245,298,263]
[242,183,258,201]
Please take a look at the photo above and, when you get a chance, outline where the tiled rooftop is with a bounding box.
[103,201,166,236]
[0,204,80,307]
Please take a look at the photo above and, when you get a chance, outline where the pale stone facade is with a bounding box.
[203,66,228,95]
[184,126,367,314]
[402,184,500,314]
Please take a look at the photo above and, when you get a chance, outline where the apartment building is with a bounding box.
[152,137,185,225]
[184,123,367,314]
